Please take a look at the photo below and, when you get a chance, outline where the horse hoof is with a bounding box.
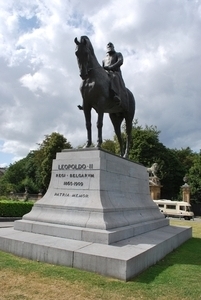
[83,142,91,148]
[95,143,102,149]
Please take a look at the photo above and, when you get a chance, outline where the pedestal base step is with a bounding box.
[0,225,191,281]
[14,218,169,244]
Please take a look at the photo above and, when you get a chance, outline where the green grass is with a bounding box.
[0,219,201,300]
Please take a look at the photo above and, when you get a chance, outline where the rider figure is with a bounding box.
[78,42,128,111]
[102,42,128,111]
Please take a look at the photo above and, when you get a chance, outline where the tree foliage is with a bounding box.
[101,139,117,154]
[187,152,201,202]
[126,121,185,199]
[0,158,27,195]
[0,132,72,195]
[128,121,161,165]
[171,147,196,175]
[38,132,72,189]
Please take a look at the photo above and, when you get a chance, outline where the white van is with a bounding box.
[153,199,194,220]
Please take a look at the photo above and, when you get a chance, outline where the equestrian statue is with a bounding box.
[74,36,135,158]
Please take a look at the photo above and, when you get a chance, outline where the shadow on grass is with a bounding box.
[132,237,201,283]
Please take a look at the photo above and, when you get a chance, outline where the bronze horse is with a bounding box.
[74,36,135,158]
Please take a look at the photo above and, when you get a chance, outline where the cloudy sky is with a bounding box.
[0,0,201,167]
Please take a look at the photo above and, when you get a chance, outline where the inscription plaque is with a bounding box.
[51,161,96,198]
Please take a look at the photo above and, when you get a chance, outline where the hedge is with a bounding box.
[0,200,34,217]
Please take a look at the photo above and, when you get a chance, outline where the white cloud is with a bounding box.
[0,0,201,167]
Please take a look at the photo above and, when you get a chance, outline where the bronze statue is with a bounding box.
[75,36,135,158]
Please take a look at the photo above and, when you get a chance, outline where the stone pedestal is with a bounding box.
[149,176,162,200]
[181,183,191,203]
[0,149,192,281]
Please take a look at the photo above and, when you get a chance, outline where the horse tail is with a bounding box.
[126,88,135,120]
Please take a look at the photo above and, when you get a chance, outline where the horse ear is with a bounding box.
[83,38,87,45]
[74,37,80,45]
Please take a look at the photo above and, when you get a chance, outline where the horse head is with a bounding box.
[74,36,94,80]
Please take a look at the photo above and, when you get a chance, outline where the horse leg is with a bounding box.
[84,107,92,147]
[109,113,124,156]
[124,90,135,158]
[96,112,104,148]
[124,115,132,158]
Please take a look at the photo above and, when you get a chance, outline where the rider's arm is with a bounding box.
[103,59,110,71]
[108,52,123,71]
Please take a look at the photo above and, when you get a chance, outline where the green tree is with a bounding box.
[128,121,161,165]
[159,148,185,199]
[101,139,117,155]
[126,120,184,199]
[0,132,72,196]
[171,147,196,175]
[38,132,72,190]
[188,152,201,202]
[0,158,27,194]
[23,151,41,193]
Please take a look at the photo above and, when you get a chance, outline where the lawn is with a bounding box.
[0,219,201,300]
